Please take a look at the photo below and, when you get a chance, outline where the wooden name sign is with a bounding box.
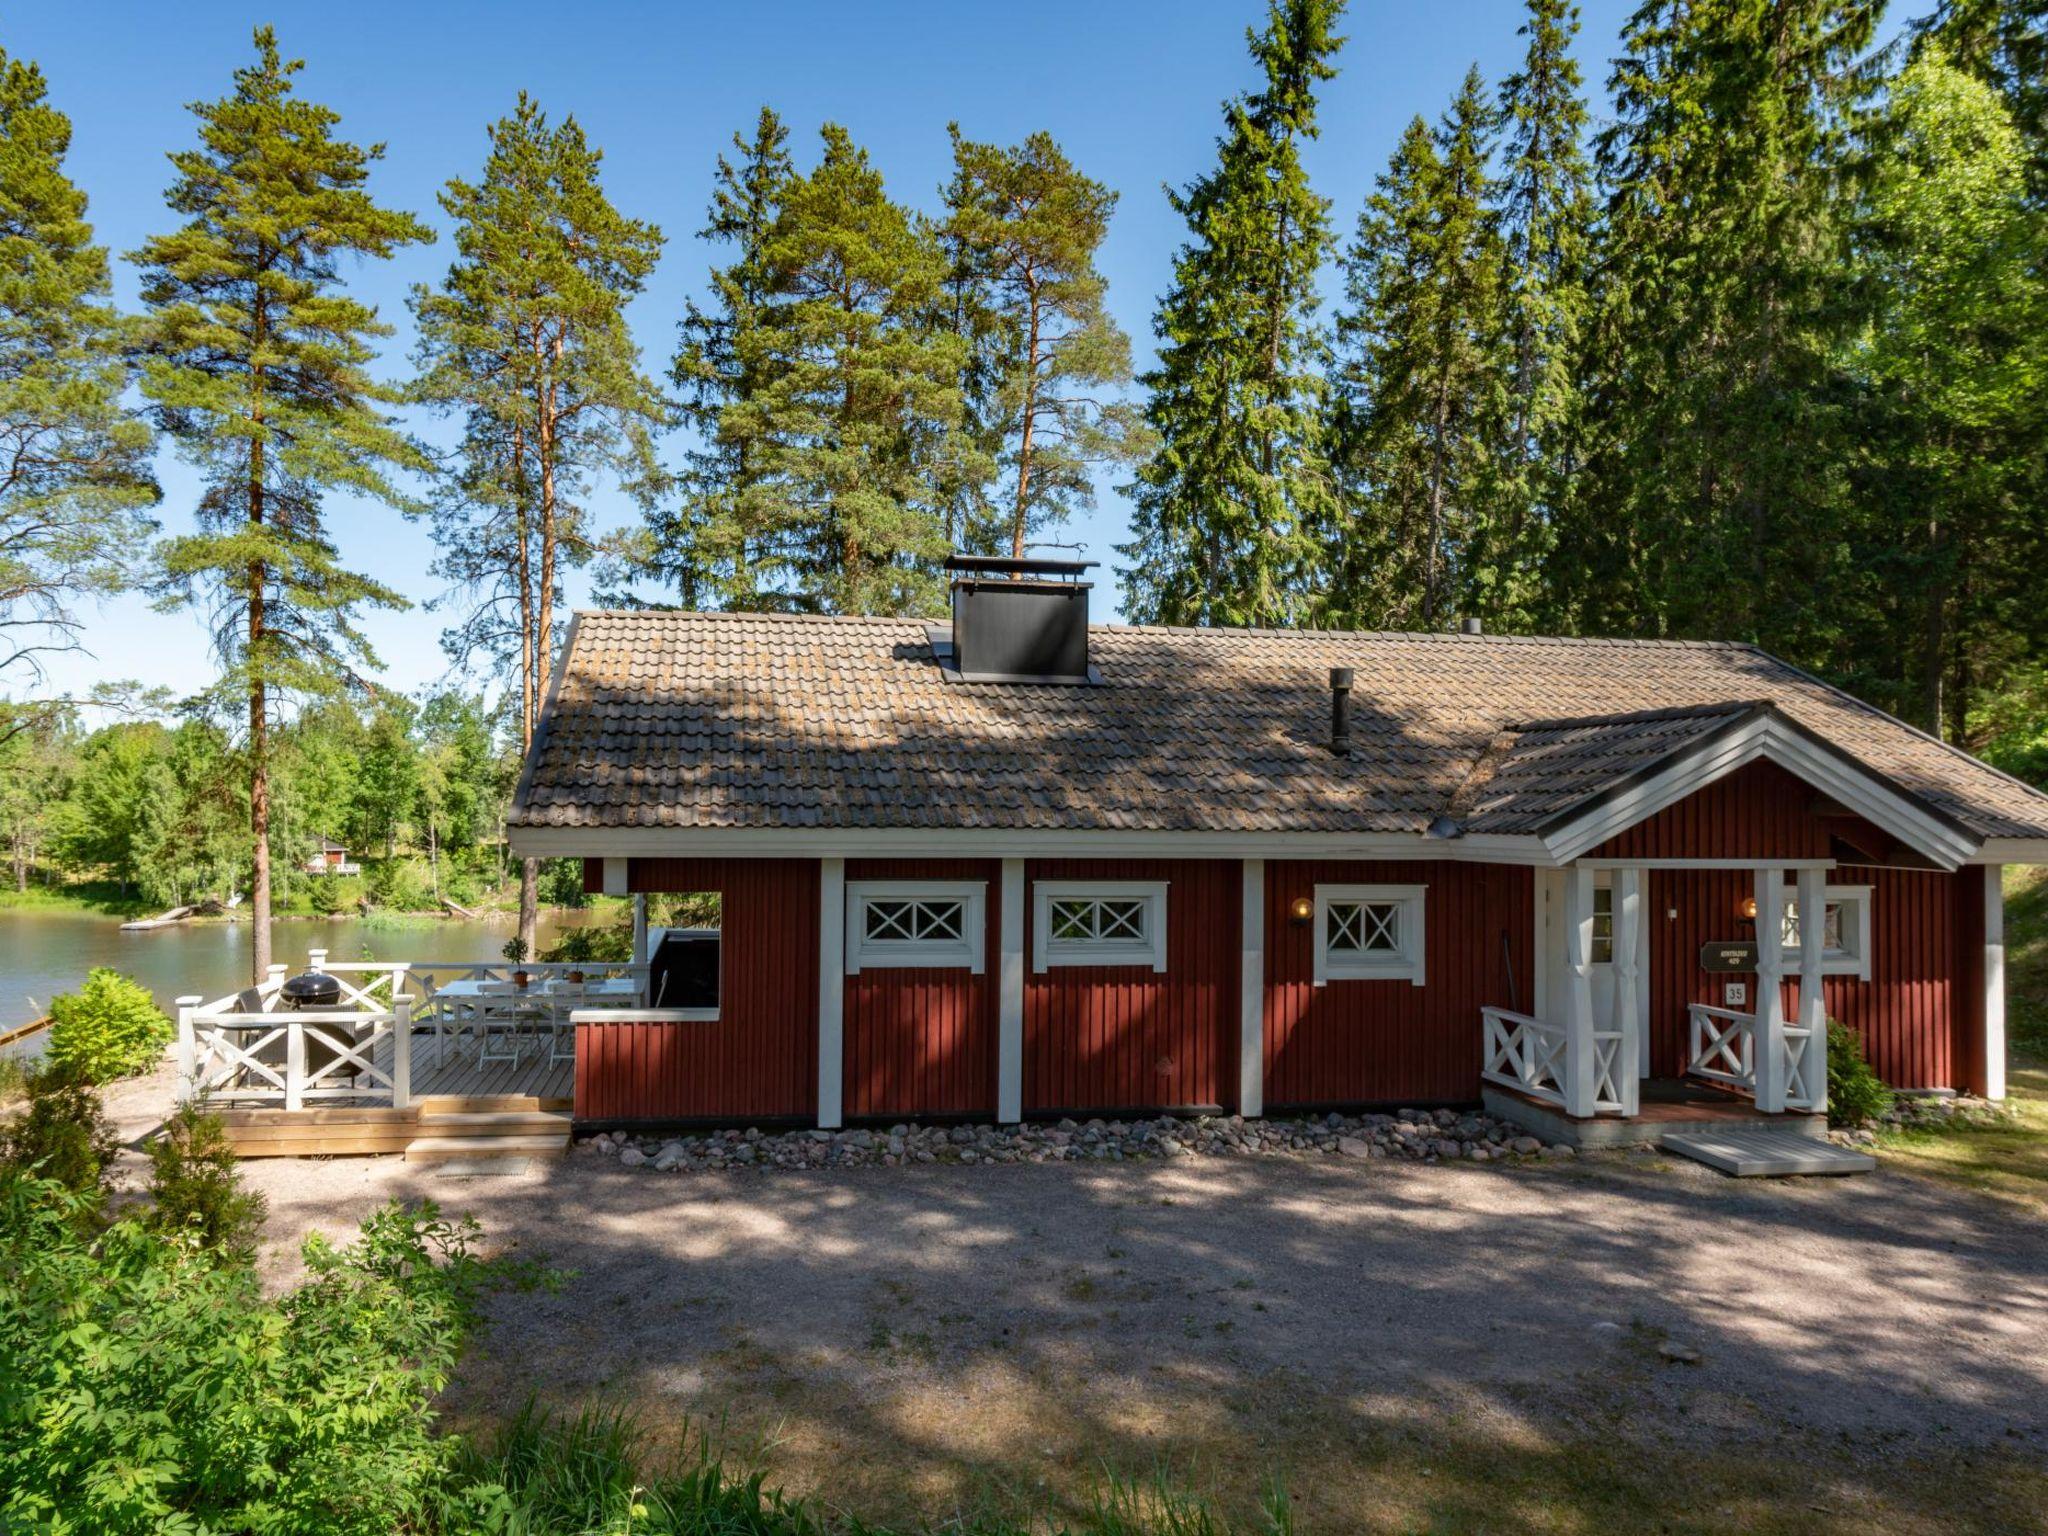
[1700,940,1759,973]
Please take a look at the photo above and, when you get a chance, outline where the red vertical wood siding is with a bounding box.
[1022,859,1239,1114]
[1590,759,1866,861]
[842,858,1001,1119]
[1644,864,1958,1089]
[1263,860,1532,1107]
[573,858,819,1122]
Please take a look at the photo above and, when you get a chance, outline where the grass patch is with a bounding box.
[438,1384,2046,1535]
[0,879,156,918]
[2008,865,2048,1059]
[1875,1062,2048,1213]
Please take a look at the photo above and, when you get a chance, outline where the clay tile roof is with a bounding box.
[508,611,2048,842]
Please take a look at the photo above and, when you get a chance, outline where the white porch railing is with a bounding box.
[1686,1003,1756,1092]
[1686,1002,1824,1113]
[1482,1005,1636,1117]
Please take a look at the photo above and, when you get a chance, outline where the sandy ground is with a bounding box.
[102,1064,2048,1529]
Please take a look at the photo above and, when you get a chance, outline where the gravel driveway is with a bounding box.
[102,1070,2048,1528]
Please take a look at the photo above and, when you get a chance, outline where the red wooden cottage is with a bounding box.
[507,558,2046,1139]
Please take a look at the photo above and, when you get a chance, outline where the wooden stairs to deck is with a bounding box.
[402,1094,572,1164]
[212,1095,571,1160]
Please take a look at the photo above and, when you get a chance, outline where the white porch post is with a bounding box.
[1985,865,2007,1101]
[1752,864,1788,1113]
[817,858,845,1129]
[1564,864,1597,1117]
[1613,867,1643,1116]
[997,858,1025,1123]
[392,995,413,1110]
[284,1016,305,1114]
[1239,859,1265,1118]
[1796,865,1827,1114]
[174,995,201,1103]
[630,894,649,966]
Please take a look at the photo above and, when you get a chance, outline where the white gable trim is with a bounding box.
[1539,714,1981,870]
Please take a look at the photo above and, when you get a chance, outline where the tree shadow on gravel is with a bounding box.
[235,1144,2048,1533]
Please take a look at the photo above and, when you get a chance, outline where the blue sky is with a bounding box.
[25,0,1645,708]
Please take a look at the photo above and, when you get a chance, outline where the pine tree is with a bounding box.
[1845,49,2045,739]
[1563,0,1877,660]
[1119,0,1344,628]
[411,95,665,954]
[740,124,967,614]
[132,28,429,980]
[0,48,156,691]
[942,127,1144,558]
[1330,70,1505,630]
[1492,0,1593,625]
[643,108,794,607]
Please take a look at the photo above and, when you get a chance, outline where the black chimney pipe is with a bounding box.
[1461,616,1484,636]
[1328,667,1353,756]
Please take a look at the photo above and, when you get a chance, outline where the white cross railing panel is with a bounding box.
[176,1000,411,1112]
[1781,1020,1821,1111]
[1482,1005,1633,1117]
[1687,1003,1757,1092]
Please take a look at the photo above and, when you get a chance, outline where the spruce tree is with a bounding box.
[1330,69,1505,630]
[132,28,429,980]
[1119,0,1344,628]
[644,108,794,607]
[1564,0,1876,659]
[741,124,967,614]
[0,48,155,690]
[1492,0,1592,625]
[411,95,665,954]
[942,127,1144,558]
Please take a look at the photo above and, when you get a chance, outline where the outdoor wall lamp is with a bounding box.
[1736,895,1758,920]
[1289,895,1314,925]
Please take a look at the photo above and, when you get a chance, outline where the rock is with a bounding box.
[1511,1136,1542,1154]
[1337,1136,1372,1158]
[1658,1341,1703,1365]
[618,1147,646,1168]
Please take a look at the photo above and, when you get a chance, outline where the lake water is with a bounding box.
[0,908,605,1041]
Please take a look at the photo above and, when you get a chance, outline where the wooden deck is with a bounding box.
[203,1028,574,1155]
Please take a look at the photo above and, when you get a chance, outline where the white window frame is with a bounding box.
[1782,883,1873,981]
[1314,883,1427,987]
[1032,880,1169,973]
[845,880,986,974]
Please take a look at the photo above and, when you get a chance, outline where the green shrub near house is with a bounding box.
[1827,1019,1894,1128]
[44,968,173,1083]
[0,1065,116,1224]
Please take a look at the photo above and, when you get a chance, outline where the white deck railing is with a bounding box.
[1687,1002,1824,1113]
[1481,1005,1635,1118]
[175,966,413,1112]
[174,957,653,1110]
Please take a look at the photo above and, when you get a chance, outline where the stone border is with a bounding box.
[581,1107,1577,1173]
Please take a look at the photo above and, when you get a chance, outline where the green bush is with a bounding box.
[147,1105,267,1266]
[1826,1019,1894,1127]
[0,1186,500,1536]
[44,968,173,1082]
[0,1065,116,1220]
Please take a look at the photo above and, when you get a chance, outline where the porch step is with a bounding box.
[416,1110,570,1135]
[404,1132,569,1163]
[414,1093,549,1114]
[1660,1128,1877,1177]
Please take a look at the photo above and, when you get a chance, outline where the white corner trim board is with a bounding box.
[1031,880,1169,972]
[998,860,1025,1123]
[1985,865,2006,1102]
[1239,859,1265,1119]
[817,858,845,1130]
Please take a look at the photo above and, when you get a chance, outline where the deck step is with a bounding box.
[404,1133,569,1163]
[1660,1129,1876,1177]
[413,1093,548,1114]
[416,1110,571,1134]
